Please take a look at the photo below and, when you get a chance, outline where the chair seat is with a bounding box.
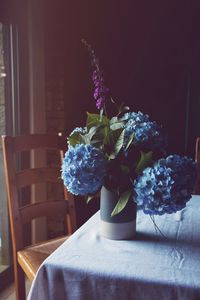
[17,236,68,281]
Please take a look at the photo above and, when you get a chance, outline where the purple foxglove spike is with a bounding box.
[82,40,109,110]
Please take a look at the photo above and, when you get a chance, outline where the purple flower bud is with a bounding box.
[94,80,102,88]
[94,89,99,100]
[82,40,109,110]
[96,97,105,109]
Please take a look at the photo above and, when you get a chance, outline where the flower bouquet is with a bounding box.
[61,40,197,223]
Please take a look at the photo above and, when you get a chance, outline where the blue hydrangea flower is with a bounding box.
[61,144,107,196]
[120,111,150,123]
[69,127,86,136]
[133,121,166,149]
[121,111,166,151]
[133,154,197,215]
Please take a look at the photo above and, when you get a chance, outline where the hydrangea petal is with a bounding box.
[133,154,197,215]
[61,144,107,196]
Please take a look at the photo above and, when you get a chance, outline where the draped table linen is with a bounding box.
[28,195,200,300]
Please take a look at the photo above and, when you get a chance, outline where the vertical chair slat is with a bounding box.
[1,134,77,300]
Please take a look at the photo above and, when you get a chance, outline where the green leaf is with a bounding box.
[124,132,134,151]
[109,116,118,124]
[68,133,85,146]
[113,129,125,154]
[135,151,153,174]
[103,124,110,145]
[110,120,125,131]
[86,112,109,130]
[111,190,132,216]
[82,126,99,144]
[90,138,103,148]
[108,129,125,159]
[105,128,120,145]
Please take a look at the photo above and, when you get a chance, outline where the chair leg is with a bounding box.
[14,260,26,300]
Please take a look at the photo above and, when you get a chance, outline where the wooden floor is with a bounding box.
[0,279,31,300]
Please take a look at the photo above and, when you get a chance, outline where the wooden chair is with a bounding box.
[195,137,200,194]
[2,134,77,300]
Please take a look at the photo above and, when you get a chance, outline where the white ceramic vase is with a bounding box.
[100,186,137,240]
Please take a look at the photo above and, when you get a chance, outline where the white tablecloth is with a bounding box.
[28,195,200,300]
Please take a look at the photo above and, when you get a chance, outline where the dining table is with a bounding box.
[27,195,200,300]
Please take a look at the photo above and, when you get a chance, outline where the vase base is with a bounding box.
[100,219,136,240]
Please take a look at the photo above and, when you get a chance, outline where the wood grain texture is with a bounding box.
[1,134,77,300]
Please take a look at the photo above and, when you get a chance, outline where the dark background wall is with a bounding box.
[44,1,200,225]
[45,1,200,154]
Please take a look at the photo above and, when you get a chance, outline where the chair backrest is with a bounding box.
[2,134,77,254]
[195,137,200,194]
